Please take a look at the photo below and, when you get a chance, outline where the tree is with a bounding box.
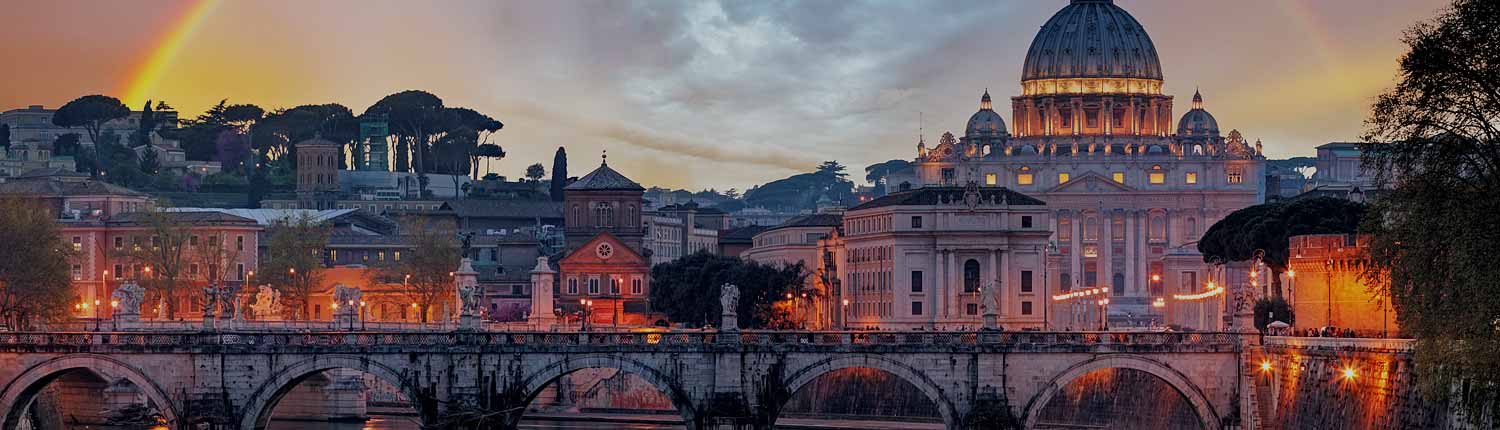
[0,197,74,330]
[365,90,447,195]
[51,133,81,157]
[475,144,506,179]
[1252,297,1295,331]
[448,107,504,179]
[128,100,162,149]
[380,218,461,323]
[1359,0,1500,423]
[864,159,911,185]
[1197,197,1365,298]
[52,95,130,178]
[815,160,848,180]
[550,147,568,201]
[525,163,545,183]
[648,251,809,328]
[114,209,195,319]
[260,215,329,320]
[139,147,160,175]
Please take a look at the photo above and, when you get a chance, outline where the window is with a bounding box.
[941,168,956,184]
[71,236,81,251]
[966,303,979,315]
[1058,217,1072,241]
[394,251,402,261]
[190,235,199,247]
[1186,172,1198,184]
[985,173,997,185]
[1085,109,1098,128]
[610,278,620,295]
[330,249,338,262]
[632,278,643,295]
[1022,216,1033,229]
[1058,172,1070,183]
[236,235,245,251]
[150,235,160,250]
[1227,167,1243,184]
[113,264,123,279]
[1112,215,1125,241]
[114,236,123,251]
[1021,270,1034,293]
[963,259,980,293]
[1150,214,1166,241]
[568,278,579,294]
[1112,172,1125,183]
[189,263,200,276]
[910,270,923,293]
[1017,173,1033,185]
[511,285,523,295]
[1021,301,1033,315]
[378,251,386,262]
[593,202,615,228]
[910,216,922,229]
[1085,215,1099,241]
[911,301,923,316]
[588,278,600,295]
[71,264,81,280]
[237,263,245,281]
[1149,172,1165,184]
[1059,273,1072,292]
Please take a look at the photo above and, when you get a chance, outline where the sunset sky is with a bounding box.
[0,0,1447,190]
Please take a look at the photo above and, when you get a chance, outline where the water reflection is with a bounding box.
[268,416,684,430]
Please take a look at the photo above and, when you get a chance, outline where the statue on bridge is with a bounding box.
[218,285,239,320]
[201,286,219,318]
[333,285,362,316]
[251,285,282,320]
[112,282,145,320]
[720,283,739,331]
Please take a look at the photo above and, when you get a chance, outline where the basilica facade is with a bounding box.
[900,0,1266,326]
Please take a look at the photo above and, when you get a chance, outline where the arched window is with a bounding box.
[593,202,614,228]
[1111,213,1124,241]
[1149,213,1166,241]
[1187,217,1198,240]
[963,259,981,293]
[1058,215,1072,241]
[1084,214,1100,241]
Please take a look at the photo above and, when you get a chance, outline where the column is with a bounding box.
[999,250,1011,317]
[1100,209,1113,295]
[1124,210,1137,296]
[934,251,945,319]
[1070,213,1082,291]
[946,250,957,319]
[1135,210,1148,295]
[989,249,1001,317]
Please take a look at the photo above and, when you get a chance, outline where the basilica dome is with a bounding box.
[1020,0,1163,83]
[1176,90,1220,137]
[965,90,1007,137]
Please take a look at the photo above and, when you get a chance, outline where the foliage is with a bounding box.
[139,147,160,174]
[214,129,250,172]
[365,90,445,181]
[1197,197,1365,297]
[550,147,568,201]
[1252,297,1295,331]
[525,163,546,182]
[127,100,164,148]
[864,159,911,185]
[0,198,74,329]
[52,94,130,178]
[1359,0,1500,423]
[113,209,196,319]
[51,133,81,157]
[379,218,461,322]
[260,215,329,320]
[648,251,809,328]
[743,161,855,212]
[474,143,506,180]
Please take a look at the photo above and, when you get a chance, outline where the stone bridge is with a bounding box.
[0,330,1257,430]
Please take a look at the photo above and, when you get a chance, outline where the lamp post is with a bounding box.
[110,300,118,330]
[1097,298,1110,331]
[93,299,101,331]
[841,299,850,330]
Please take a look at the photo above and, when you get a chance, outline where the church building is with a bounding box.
[554,153,653,327]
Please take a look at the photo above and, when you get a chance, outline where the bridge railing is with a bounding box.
[0,330,1242,349]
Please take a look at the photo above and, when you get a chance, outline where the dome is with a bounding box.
[1021,0,1164,82]
[965,90,1007,137]
[1176,90,1220,137]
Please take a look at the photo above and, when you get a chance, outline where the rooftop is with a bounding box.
[849,186,1046,211]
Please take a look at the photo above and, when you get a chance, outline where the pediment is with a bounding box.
[1046,172,1135,193]
[560,232,646,266]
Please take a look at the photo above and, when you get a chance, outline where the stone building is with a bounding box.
[841,185,1052,330]
[1288,234,1397,337]
[295,138,341,210]
[741,213,844,329]
[905,0,1266,325]
[554,155,653,327]
[0,104,177,148]
[643,202,721,265]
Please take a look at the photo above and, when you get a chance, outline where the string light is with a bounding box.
[1172,286,1225,301]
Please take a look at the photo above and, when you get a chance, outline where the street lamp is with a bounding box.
[841,299,850,330]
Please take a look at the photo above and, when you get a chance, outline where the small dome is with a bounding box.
[1176,90,1219,137]
[965,90,1007,137]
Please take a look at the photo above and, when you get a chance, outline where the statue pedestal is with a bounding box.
[115,313,140,331]
[335,313,357,330]
[528,257,557,329]
[720,314,738,331]
[982,312,998,330]
[458,314,479,331]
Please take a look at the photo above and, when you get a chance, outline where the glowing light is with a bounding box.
[1173,286,1226,301]
[1151,274,1161,282]
[1342,367,1357,380]
[1152,298,1166,308]
[1260,361,1273,372]
[1286,270,1295,278]
[121,0,220,105]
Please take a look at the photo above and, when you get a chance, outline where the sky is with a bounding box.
[0,0,1448,190]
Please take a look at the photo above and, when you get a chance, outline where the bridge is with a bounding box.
[0,329,1258,430]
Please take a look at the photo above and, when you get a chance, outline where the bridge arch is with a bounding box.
[1022,354,1219,430]
[0,353,180,430]
[778,354,958,428]
[238,354,426,430]
[516,353,698,428]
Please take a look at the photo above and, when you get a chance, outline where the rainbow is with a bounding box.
[120,0,219,107]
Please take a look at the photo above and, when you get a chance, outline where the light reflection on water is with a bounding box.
[268,416,684,430]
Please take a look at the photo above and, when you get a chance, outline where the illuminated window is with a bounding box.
[1186,172,1198,184]
[1227,167,1244,184]
[1058,216,1072,241]
[72,237,81,251]
[985,173,997,185]
[1112,172,1125,183]
[1058,173,1070,183]
[1149,173,1165,184]
[1017,173,1033,185]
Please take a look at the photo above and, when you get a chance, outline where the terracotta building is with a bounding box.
[1287,234,1397,337]
[554,155,654,327]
